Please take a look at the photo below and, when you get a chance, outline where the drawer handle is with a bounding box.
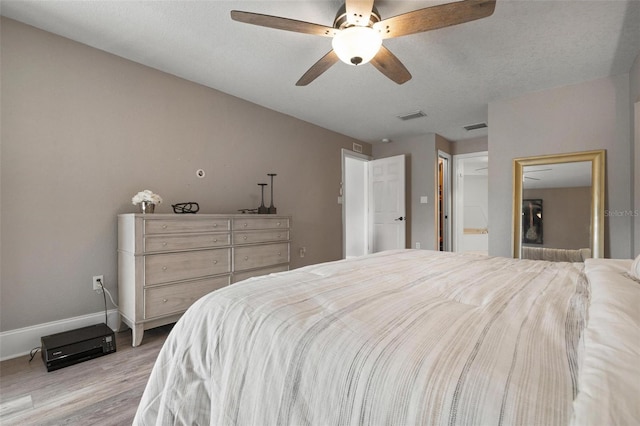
[213,223,218,228]
[243,223,248,227]
[244,256,249,261]
[213,260,218,264]
[162,225,167,229]
[243,236,248,240]
[162,266,167,271]
[277,234,281,238]
[213,238,218,243]
[162,298,168,303]
[277,222,281,226]
[278,252,281,256]
[162,242,167,246]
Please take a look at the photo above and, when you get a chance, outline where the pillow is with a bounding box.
[631,254,640,281]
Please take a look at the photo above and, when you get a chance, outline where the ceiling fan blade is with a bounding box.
[296,50,340,86]
[370,46,412,85]
[345,0,375,26]
[373,0,496,39]
[526,168,553,173]
[231,11,337,37]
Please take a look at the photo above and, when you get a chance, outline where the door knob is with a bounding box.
[395,217,405,221]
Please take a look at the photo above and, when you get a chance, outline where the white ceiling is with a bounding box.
[523,161,592,189]
[462,155,489,176]
[2,0,638,144]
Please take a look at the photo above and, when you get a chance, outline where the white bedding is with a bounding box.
[571,258,640,425]
[134,250,638,425]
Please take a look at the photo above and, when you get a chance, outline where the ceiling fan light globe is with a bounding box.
[332,26,382,66]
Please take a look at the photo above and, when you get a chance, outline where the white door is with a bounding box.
[368,155,406,253]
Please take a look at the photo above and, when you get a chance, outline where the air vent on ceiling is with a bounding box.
[463,122,488,131]
[397,110,427,121]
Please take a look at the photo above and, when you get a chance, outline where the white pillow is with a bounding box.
[631,254,640,280]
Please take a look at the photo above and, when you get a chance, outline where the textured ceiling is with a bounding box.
[2,0,638,144]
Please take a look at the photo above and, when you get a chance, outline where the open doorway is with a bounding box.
[437,151,452,251]
[452,152,489,254]
[342,150,369,258]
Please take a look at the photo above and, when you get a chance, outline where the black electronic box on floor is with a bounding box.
[41,323,116,372]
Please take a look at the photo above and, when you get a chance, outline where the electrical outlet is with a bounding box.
[415,242,421,249]
[93,275,104,293]
[299,247,306,258]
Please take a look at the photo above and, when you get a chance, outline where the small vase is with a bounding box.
[140,201,155,214]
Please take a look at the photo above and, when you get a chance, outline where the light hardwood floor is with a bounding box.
[0,324,172,425]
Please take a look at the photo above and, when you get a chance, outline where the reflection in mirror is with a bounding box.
[512,150,605,260]
[523,162,591,249]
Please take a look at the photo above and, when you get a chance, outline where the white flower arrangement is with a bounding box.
[132,190,163,205]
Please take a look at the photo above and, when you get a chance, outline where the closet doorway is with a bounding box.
[437,151,452,251]
[452,152,489,255]
[342,151,370,258]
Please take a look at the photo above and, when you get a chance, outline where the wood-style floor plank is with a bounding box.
[0,324,172,425]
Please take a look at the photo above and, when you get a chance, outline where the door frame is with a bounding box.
[437,151,452,251]
[452,151,488,252]
[341,149,372,258]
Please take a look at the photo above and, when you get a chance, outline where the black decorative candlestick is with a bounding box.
[268,173,277,214]
[258,183,269,214]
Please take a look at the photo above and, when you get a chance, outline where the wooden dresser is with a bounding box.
[117,213,291,346]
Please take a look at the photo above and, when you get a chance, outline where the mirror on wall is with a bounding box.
[512,150,605,259]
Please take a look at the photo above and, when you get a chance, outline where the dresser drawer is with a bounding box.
[144,276,229,319]
[145,248,231,285]
[234,243,289,271]
[234,229,289,245]
[145,232,230,252]
[145,218,230,235]
[233,217,289,231]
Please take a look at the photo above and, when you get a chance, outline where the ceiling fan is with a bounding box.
[524,168,553,181]
[230,0,496,86]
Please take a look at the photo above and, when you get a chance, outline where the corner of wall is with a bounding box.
[0,310,120,361]
[435,134,453,154]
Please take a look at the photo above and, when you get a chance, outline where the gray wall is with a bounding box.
[522,187,591,250]
[451,136,488,156]
[488,74,634,259]
[0,18,371,331]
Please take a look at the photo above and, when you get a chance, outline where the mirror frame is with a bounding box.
[512,150,606,259]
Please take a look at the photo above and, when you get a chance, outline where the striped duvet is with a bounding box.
[134,249,590,425]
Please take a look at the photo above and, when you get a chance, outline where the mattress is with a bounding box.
[134,249,639,425]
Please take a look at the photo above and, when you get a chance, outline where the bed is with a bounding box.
[134,249,639,425]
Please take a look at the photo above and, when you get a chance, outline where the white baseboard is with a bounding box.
[0,310,120,362]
